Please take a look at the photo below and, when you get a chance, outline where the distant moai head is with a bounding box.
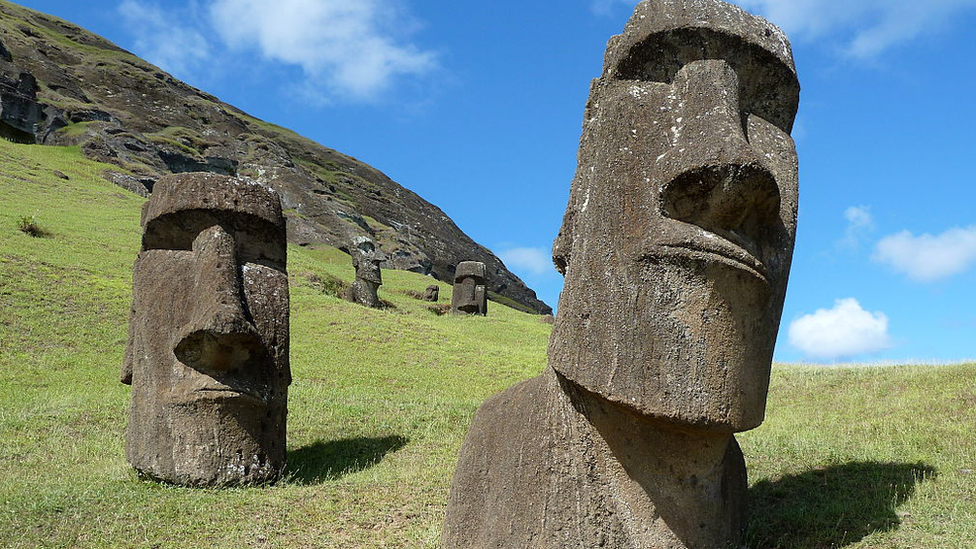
[122,173,290,486]
[451,261,488,316]
[424,284,440,302]
[352,236,383,285]
[549,0,800,432]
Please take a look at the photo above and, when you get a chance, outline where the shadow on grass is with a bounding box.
[746,461,937,549]
[285,435,409,484]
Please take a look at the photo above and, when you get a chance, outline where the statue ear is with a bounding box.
[121,308,135,385]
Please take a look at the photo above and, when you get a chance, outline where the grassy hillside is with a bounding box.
[0,139,974,548]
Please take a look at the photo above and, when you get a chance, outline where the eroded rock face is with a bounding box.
[442,1,799,547]
[345,237,385,308]
[450,261,487,316]
[122,173,290,486]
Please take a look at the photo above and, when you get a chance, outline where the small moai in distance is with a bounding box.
[121,173,291,486]
[345,236,385,308]
[450,261,487,316]
[442,0,800,547]
[423,284,440,302]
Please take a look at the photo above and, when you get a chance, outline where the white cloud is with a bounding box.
[733,0,976,58]
[117,1,212,78]
[788,298,892,360]
[844,205,873,228]
[593,0,976,59]
[208,0,437,101]
[498,247,552,276]
[873,226,976,282]
[591,0,626,15]
[839,205,874,250]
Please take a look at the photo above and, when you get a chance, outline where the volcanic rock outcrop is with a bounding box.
[442,0,800,547]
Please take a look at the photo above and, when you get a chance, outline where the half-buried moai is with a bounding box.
[442,1,799,547]
[450,261,487,316]
[122,173,291,486]
[345,236,385,308]
[423,284,440,302]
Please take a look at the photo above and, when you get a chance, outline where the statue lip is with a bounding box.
[171,377,268,406]
[192,386,266,405]
[645,228,769,283]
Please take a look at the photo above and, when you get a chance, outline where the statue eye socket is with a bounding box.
[612,28,799,134]
[142,211,286,271]
[738,65,799,135]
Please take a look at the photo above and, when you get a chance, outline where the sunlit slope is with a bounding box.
[0,139,973,547]
[0,140,549,547]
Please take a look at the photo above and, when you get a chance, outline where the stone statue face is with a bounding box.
[452,261,488,315]
[353,238,384,285]
[123,173,290,485]
[549,0,799,432]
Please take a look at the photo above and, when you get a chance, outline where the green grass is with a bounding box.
[0,138,974,548]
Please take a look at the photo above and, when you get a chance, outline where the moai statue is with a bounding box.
[450,261,487,316]
[423,284,440,302]
[442,1,799,547]
[121,173,291,486]
[345,237,385,308]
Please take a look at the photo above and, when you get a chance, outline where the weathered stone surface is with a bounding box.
[444,370,748,548]
[0,70,44,143]
[122,173,290,486]
[423,284,440,302]
[443,0,799,546]
[450,261,487,316]
[345,237,385,308]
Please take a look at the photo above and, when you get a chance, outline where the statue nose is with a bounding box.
[657,59,780,258]
[174,225,263,374]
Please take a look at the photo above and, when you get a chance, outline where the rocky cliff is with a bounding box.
[0,0,551,314]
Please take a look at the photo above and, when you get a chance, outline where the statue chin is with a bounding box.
[552,254,777,432]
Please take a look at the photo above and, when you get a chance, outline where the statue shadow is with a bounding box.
[285,435,408,485]
[745,461,937,549]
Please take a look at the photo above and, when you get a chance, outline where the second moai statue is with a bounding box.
[345,237,385,308]
[450,261,487,316]
[122,173,291,486]
[423,284,440,302]
[442,0,800,547]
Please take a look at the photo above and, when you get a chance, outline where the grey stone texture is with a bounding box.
[122,173,290,486]
[442,0,799,547]
[345,237,385,308]
[423,284,440,302]
[450,261,488,316]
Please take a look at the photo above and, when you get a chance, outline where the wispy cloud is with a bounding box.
[838,205,874,250]
[873,226,976,282]
[590,0,626,15]
[734,0,976,58]
[592,0,976,59]
[498,247,552,276]
[117,0,212,78]
[208,0,438,101]
[788,298,892,360]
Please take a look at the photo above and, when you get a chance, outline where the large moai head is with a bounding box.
[550,0,799,432]
[451,261,488,316]
[122,173,290,486]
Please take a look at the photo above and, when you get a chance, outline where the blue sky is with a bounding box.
[17,0,976,364]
